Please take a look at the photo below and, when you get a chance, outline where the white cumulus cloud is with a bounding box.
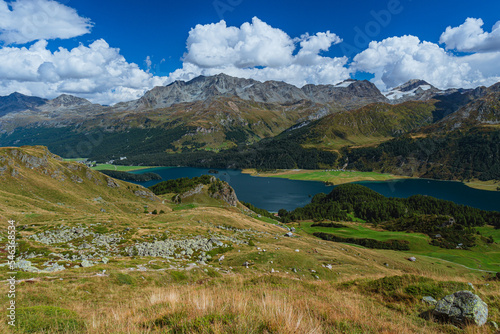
[352,35,500,90]
[440,18,500,53]
[171,17,351,87]
[0,39,167,105]
[183,17,295,68]
[0,0,92,44]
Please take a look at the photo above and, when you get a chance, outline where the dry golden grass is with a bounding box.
[1,270,497,334]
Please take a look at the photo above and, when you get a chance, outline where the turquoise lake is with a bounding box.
[132,167,500,212]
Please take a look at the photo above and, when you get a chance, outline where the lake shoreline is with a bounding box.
[129,167,499,212]
[91,164,499,192]
[241,169,500,192]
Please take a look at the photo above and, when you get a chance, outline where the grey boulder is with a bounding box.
[434,291,488,326]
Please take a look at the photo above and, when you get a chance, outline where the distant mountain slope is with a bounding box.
[0,96,335,157]
[42,94,93,109]
[344,127,500,181]
[383,80,500,121]
[433,91,500,131]
[343,94,500,181]
[0,74,387,154]
[0,92,47,117]
[301,79,388,109]
[278,100,436,150]
[0,92,105,131]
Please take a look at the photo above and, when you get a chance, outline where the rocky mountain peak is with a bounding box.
[395,79,435,92]
[132,74,307,109]
[384,79,440,103]
[300,79,387,108]
[49,94,93,107]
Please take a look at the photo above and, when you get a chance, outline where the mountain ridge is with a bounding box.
[1,75,499,169]
[116,73,388,111]
[2,75,498,122]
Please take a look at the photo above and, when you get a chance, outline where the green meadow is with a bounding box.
[300,221,500,272]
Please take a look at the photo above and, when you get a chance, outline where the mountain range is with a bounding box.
[0,74,499,182]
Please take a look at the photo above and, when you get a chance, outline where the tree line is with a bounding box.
[148,175,213,195]
[278,184,500,249]
[100,170,161,182]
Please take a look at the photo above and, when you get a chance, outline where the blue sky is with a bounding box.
[0,0,499,104]
[61,0,500,75]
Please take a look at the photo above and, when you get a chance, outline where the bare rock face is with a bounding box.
[134,189,157,201]
[208,179,238,207]
[179,184,204,198]
[434,291,488,326]
[106,177,120,188]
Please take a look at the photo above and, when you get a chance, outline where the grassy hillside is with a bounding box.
[0,146,162,222]
[0,147,499,333]
[344,127,500,181]
[341,93,500,183]
[279,101,436,151]
[301,221,500,272]
[279,184,500,270]
[0,97,337,159]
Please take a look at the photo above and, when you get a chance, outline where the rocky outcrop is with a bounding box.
[106,177,120,188]
[0,146,64,179]
[208,178,238,207]
[433,291,488,326]
[180,184,204,198]
[134,189,157,201]
[10,148,50,169]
